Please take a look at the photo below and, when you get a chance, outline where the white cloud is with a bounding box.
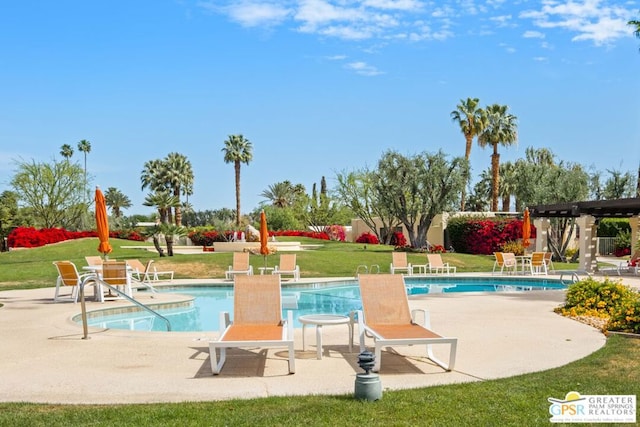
[523,30,545,38]
[345,61,384,76]
[519,0,634,46]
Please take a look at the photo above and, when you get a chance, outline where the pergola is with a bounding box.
[527,198,640,273]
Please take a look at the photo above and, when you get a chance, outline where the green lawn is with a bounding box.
[0,237,580,290]
[2,238,635,426]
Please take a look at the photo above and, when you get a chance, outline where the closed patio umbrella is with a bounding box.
[522,207,531,248]
[259,210,269,266]
[95,186,112,258]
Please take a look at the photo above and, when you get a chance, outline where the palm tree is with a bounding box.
[222,134,253,227]
[104,187,132,218]
[163,152,194,227]
[451,98,485,211]
[260,181,301,207]
[77,139,91,202]
[477,104,518,211]
[60,144,74,161]
[630,18,640,41]
[499,161,517,212]
[143,190,180,225]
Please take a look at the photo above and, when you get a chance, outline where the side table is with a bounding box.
[298,313,354,360]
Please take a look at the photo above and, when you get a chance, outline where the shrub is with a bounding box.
[556,277,640,333]
[355,232,379,244]
[390,231,407,247]
[324,225,346,242]
[447,216,536,255]
[500,240,525,256]
[429,244,446,254]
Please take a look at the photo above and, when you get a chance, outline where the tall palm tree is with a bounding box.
[60,144,74,161]
[499,161,517,212]
[477,103,518,212]
[77,139,91,202]
[104,187,132,218]
[222,134,253,226]
[163,152,194,227]
[450,97,485,211]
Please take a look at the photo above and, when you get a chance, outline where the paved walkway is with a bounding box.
[0,273,638,404]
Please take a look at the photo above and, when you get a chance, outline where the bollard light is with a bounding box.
[354,351,382,401]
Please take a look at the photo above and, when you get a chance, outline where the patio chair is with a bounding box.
[617,250,640,275]
[543,252,555,272]
[272,253,300,281]
[208,275,295,375]
[426,253,456,275]
[101,261,133,298]
[357,274,457,372]
[225,252,254,280]
[390,252,412,276]
[493,252,517,275]
[53,260,102,303]
[529,252,548,275]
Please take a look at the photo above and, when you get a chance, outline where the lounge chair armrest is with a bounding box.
[411,308,431,329]
[219,312,230,335]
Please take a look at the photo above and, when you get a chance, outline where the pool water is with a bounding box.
[84,277,565,332]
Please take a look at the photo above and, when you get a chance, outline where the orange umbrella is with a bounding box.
[259,210,269,256]
[522,207,531,248]
[95,187,112,257]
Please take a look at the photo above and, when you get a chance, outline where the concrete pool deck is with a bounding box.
[0,273,638,404]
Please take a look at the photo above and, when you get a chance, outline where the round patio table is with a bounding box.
[298,314,354,360]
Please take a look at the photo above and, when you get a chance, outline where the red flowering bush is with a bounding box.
[271,230,330,240]
[7,227,143,248]
[356,232,379,244]
[429,244,446,254]
[449,217,537,255]
[188,229,223,246]
[324,225,346,242]
[391,231,407,248]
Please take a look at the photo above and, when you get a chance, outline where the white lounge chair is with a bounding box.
[225,252,254,280]
[528,252,548,275]
[209,275,295,375]
[427,253,456,275]
[390,252,412,276]
[127,259,174,283]
[272,254,300,281]
[357,274,457,372]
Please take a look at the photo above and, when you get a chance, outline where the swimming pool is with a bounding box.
[82,276,566,332]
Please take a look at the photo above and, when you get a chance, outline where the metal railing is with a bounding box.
[79,276,171,339]
[356,264,380,276]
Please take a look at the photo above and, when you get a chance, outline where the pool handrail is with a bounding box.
[79,275,172,339]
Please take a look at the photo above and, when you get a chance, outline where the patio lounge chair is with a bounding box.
[272,253,300,281]
[357,274,457,372]
[390,252,412,276]
[53,260,102,303]
[225,252,254,280]
[209,275,295,375]
[126,259,174,283]
[493,252,517,275]
[84,256,103,266]
[426,253,456,275]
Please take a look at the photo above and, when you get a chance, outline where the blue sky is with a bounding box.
[1,1,639,216]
